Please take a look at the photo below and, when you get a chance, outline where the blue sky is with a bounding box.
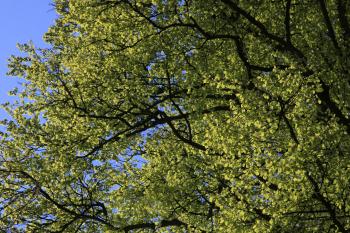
[0,1,57,121]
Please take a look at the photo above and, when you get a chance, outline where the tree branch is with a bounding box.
[306,173,348,233]
[317,79,350,134]
[220,0,306,61]
[122,219,188,232]
[285,0,292,44]
[336,0,350,38]
[318,0,341,51]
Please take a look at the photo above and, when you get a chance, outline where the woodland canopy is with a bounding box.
[1,0,350,232]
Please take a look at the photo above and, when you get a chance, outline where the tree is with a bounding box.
[0,0,350,232]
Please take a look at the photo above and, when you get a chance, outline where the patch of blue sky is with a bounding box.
[92,159,104,167]
[0,1,57,131]
[109,184,120,192]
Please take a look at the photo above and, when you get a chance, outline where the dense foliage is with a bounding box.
[1,0,350,232]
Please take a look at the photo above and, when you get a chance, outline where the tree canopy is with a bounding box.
[1,0,350,232]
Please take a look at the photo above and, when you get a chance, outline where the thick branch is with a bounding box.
[282,114,299,144]
[122,219,188,232]
[307,173,347,233]
[158,111,206,151]
[15,170,117,230]
[318,0,341,51]
[336,0,350,38]
[220,0,306,61]
[317,80,350,134]
[285,0,292,44]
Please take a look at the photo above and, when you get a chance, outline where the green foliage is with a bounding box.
[1,0,350,232]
